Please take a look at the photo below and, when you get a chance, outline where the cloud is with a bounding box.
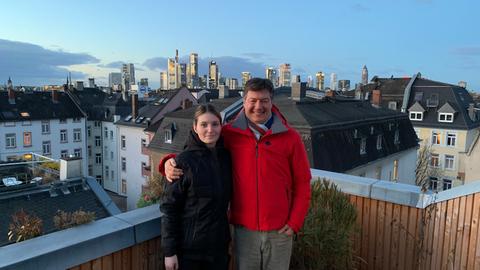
[142,55,266,79]
[0,39,99,86]
[97,61,126,69]
[351,3,370,12]
[451,47,480,56]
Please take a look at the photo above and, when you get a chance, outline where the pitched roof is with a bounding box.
[0,91,84,121]
[408,101,426,112]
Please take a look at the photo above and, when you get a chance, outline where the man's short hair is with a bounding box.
[244,78,274,98]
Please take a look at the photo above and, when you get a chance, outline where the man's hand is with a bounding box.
[165,255,179,270]
[277,224,294,236]
[165,158,183,182]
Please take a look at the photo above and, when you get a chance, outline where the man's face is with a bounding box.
[244,89,273,124]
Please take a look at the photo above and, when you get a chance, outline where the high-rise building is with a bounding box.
[208,61,219,89]
[160,72,168,90]
[121,63,135,91]
[188,53,199,88]
[306,76,313,88]
[167,58,177,90]
[265,67,278,86]
[179,63,187,86]
[315,72,325,90]
[338,80,351,91]
[108,73,122,87]
[226,78,239,90]
[362,65,368,85]
[241,72,251,88]
[279,64,291,87]
[330,73,337,90]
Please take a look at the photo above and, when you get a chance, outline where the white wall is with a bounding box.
[102,120,120,193]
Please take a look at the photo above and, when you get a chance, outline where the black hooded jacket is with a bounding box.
[160,130,232,260]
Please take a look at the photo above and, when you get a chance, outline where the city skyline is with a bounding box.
[0,0,478,91]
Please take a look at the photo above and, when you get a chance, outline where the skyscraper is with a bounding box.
[315,72,325,90]
[362,65,368,85]
[306,76,313,88]
[167,58,177,89]
[179,63,187,86]
[241,72,251,88]
[226,78,239,90]
[108,72,122,87]
[140,78,149,87]
[208,61,219,89]
[121,63,135,91]
[279,63,291,87]
[338,80,351,91]
[160,72,168,90]
[188,53,199,88]
[265,67,278,86]
[330,73,337,90]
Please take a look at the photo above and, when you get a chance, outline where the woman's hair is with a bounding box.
[194,104,222,125]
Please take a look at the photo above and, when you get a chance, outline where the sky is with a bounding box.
[0,0,479,91]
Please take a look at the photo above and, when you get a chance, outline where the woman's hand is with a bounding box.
[165,255,179,270]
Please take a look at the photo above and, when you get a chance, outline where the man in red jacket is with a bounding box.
[162,78,311,270]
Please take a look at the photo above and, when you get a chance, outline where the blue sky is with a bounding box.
[0,0,479,91]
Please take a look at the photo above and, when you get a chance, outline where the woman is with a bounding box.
[160,104,232,270]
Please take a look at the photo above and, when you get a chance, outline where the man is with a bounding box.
[161,78,311,270]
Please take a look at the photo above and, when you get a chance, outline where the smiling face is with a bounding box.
[193,112,222,148]
[243,89,273,124]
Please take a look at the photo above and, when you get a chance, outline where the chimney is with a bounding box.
[459,81,467,88]
[132,93,138,119]
[8,88,15,105]
[468,103,477,121]
[291,82,306,101]
[75,81,84,91]
[325,90,335,98]
[372,90,382,107]
[219,85,230,99]
[52,90,59,103]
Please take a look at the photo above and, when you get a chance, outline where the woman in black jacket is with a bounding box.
[160,104,232,270]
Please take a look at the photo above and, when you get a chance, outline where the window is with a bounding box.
[392,159,399,182]
[23,132,32,147]
[111,170,114,181]
[110,151,114,160]
[443,179,452,190]
[370,126,374,135]
[444,155,455,170]
[60,118,67,124]
[432,131,441,145]
[360,138,367,155]
[4,122,15,127]
[164,130,172,143]
[95,136,101,147]
[42,141,51,155]
[141,138,147,148]
[5,134,16,148]
[429,177,439,191]
[73,129,82,142]
[110,130,114,140]
[87,126,91,137]
[42,121,50,134]
[88,146,92,157]
[104,127,108,138]
[95,153,102,164]
[94,121,101,127]
[96,175,102,185]
[61,150,68,158]
[60,130,68,143]
[446,132,456,147]
[388,101,397,110]
[105,166,109,178]
[430,153,440,168]
[73,117,81,123]
[122,179,127,193]
[121,157,126,171]
[121,135,126,148]
[409,112,423,121]
[438,113,454,123]
[376,135,382,150]
[394,130,400,145]
[74,148,81,157]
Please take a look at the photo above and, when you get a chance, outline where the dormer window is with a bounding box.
[409,112,423,121]
[360,138,367,155]
[164,130,172,143]
[394,130,400,145]
[438,113,453,123]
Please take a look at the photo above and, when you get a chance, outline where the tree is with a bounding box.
[415,144,442,192]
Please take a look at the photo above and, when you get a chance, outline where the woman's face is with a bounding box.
[193,112,222,147]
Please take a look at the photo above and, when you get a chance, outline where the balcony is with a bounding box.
[2,169,480,269]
